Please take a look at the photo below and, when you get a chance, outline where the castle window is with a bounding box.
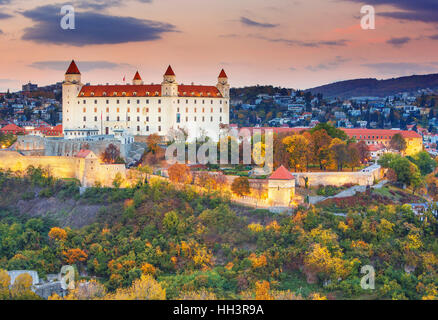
[94,116,97,122]
[127,108,130,113]
[127,116,130,121]
[133,92,137,96]
[177,100,180,104]
[117,116,120,121]
[83,100,86,104]
[211,108,213,113]
[117,108,120,113]
[194,100,197,104]
[220,100,222,104]
[137,126,140,132]
[106,107,109,112]
[211,100,213,104]
[137,117,140,122]
[194,116,197,121]
[158,108,161,113]
[117,100,120,104]
[91,92,95,96]
[127,100,130,104]
[146,99,149,104]
[158,99,161,104]
[113,92,117,96]
[186,108,188,113]
[210,116,213,122]
[137,100,140,104]
[176,113,181,123]
[186,99,188,104]
[158,126,161,132]
[94,108,97,112]
[103,92,107,97]
[146,126,149,131]
[186,116,188,122]
[155,92,159,96]
[122,92,126,96]
[202,117,205,122]
[106,99,109,104]
[146,108,149,113]
[183,92,187,96]
[106,116,109,121]
[137,108,140,113]
[83,116,86,121]
[220,116,222,122]
[177,108,180,112]
[202,108,205,113]
[83,108,86,112]
[146,92,150,96]
[146,116,149,122]
[158,117,161,122]
[195,108,197,113]
[202,100,205,104]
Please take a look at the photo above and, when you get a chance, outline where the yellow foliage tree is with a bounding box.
[109,275,166,300]
[48,227,67,241]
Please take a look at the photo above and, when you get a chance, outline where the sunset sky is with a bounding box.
[1,0,438,92]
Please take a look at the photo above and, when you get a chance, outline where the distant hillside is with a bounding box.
[306,74,438,99]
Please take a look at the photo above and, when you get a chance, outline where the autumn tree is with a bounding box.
[356,141,371,163]
[390,134,407,154]
[48,227,67,242]
[347,144,361,171]
[231,176,250,197]
[168,163,192,184]
[109,275,166,300]
[309,129,332,170]
[101,144,125,164]
[283,135,309,172]
[63,248,88,264]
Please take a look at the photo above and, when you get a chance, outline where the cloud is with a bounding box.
[306,56,350,72]
[0,0,11,4]
[0,79,15,83]
[362,62,438,76]
[429,34,438,40]
[240,17,278,28]
[21,5,177,46]
[0,12,12,19]
[250,34,349,47]
[346,0,438,23]
[386,36,411,47]
[29,60,133,72]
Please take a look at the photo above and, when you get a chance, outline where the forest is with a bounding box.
[0,166,437,300]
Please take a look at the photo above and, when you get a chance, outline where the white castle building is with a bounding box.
[62,60,230,141]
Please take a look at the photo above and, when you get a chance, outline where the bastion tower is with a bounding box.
[62,60,83,134]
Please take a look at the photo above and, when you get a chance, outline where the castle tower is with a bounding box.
[132,71,143,85]
[62,60,83,136]
[161,65,178,97]
[216,69,230,98]
[268,165,295,207]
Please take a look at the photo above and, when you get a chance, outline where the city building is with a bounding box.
[62,60,230,141]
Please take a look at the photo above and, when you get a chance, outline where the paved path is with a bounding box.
[309,180,388,205]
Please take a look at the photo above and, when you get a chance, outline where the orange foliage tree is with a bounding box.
[168,163,192,184]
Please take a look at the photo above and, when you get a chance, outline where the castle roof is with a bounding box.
[164,65,175,76]
[133,71,142,81]
[65,60,80,75]
[269,165,295,180]
[219,69,228,78]
[78,84,223,98]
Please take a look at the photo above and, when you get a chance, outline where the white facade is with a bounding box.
[62,61,230,141]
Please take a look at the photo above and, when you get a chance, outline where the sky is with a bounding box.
[1,0,438,91]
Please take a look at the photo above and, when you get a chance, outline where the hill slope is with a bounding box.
[306,73,438,98]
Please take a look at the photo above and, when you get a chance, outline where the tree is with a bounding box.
[48,227,67,242]
[168,164,192,184]
[63,248,88,264]
[309,129,332,170]
[410,151,437,176]
[146,134,161,155]
[356,141,370,163]
[347,144,361,171]
[109,275,166,300]
[231,176,250,197]
[283,135,309,172]
[390,134,407,154]
[310,123,348,140]
[101,144,125,164]
[330,143,349,171]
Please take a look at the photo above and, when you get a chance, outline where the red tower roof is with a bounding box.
[65,60,80,75]
[269,165,295,180]
[218,69,228,78]
[133,71,142,80]
[164,65,175,76]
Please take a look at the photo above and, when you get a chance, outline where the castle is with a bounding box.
[62,61,230,141]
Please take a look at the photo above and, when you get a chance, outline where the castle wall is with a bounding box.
[294,165,383,187]
[0,151,127,188]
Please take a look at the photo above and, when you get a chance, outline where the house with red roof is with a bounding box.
[268,165,295,207]
[0,123,25,135]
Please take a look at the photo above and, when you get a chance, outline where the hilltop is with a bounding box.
[305,73,438,99]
